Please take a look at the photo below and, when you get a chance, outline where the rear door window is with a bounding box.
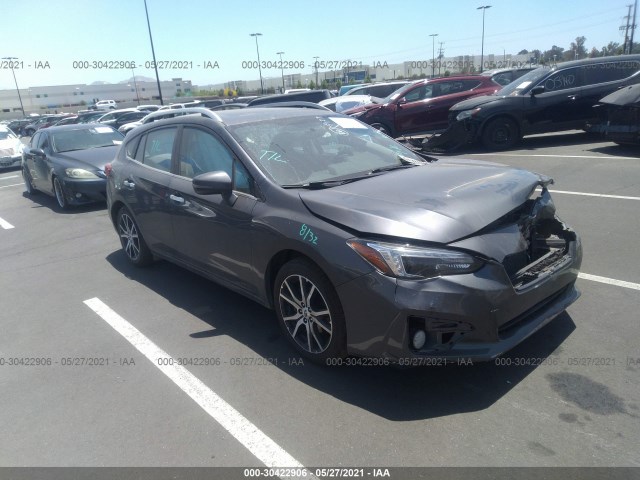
[137,127,177,173]
[583,60,640,85]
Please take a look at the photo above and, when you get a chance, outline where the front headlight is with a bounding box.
[347,240,483,279]
[65,168,99,179]
[455,107,481,122]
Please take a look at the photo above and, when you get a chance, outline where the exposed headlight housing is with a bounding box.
[65,168,99,179]
[456,107,482,122]
[347,240,483,279]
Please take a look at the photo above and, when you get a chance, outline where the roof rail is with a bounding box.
[248,101,331,111]
[145,107,221,122]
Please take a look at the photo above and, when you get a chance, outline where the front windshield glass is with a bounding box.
[498,66,552,96]
[0,131,17,141]
[50,127,123,153]
[380,81,420,104]
[228,114,425,187]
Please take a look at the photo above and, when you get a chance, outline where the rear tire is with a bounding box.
[116,207,153,266]
[273,258,347,364]
[481,117,520,150]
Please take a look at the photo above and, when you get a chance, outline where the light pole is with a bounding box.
[143,0,164,105]
[277,51,285,92]
[477,5,491,73]
[429,34,438,78]
[313,56,320,88]
[250,33,264,94]
[2,57,25,117]
[131,68,141,105]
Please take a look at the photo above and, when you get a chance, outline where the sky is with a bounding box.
[0,0,635,90]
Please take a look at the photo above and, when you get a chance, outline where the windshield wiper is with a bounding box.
[368,155,424,173]
[282,176,372,190]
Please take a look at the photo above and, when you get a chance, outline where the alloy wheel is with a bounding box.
[118,212,141,261]
[278,274,333,354]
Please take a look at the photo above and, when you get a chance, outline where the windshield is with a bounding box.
[0,131,17,141]
[228,114,425,187]
[498,66,552,96]
[50,127,123,153]
[379,81,422,104]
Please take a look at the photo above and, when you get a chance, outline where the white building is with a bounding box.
[0,78,193,119]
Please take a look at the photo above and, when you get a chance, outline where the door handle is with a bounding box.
[169,194,185,204]
[123,180,135,189]
[567,95,577,100]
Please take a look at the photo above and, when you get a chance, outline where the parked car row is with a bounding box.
[421,54,640,151]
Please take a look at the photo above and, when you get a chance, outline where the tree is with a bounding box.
[589,47,601,58]
[321,79,328,89]
[335,80,342,89]
[364,75,371,83]
[296,80,303,88]
[542,45,565,64]
[602,41,622,56]
[518,49,529,55]
[309,80,316,90]
[218,89,224,97]
[566,36,587,60]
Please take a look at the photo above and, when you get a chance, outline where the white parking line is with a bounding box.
[0,175,20,180]
[549,189,640,201]
[83,297,314,478]
[0,216,15,229]
[0,182,23,189]
[578,273,640,291]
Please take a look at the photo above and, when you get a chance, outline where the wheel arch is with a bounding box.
[264,249,332,309]
[478,113,522,139]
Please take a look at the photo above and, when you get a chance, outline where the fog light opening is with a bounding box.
[412,330,427,350]
[75,193,82,199]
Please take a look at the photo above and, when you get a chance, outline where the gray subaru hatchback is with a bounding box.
[106,107,582,364]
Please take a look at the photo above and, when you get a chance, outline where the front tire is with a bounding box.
[481,117,520,150]
[53,176,69,209]
[116,207,153,266]
[274,258,346,363]
[23,167,37,195]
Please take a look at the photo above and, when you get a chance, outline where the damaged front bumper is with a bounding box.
[336,186,582,362]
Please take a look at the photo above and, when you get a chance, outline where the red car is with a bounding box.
[344,76,501,137]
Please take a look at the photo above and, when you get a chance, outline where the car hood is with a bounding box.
[0,138,22,152]
[54,145,120,170]
[450,94,502,112]
[343,102,383,115]
[299,160,550,244]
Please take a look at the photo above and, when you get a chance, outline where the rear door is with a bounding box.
[581,59,640,119]
[122,126,179,257]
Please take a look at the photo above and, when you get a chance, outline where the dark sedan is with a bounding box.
[22,124,123,209]
[106,108,581,364]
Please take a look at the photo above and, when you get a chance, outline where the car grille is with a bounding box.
[489,188,576,289]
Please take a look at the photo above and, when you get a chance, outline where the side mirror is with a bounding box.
[30,148,46,158]
[397,98,407,106]
[530,85,545,96]
[192,171,237,204]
